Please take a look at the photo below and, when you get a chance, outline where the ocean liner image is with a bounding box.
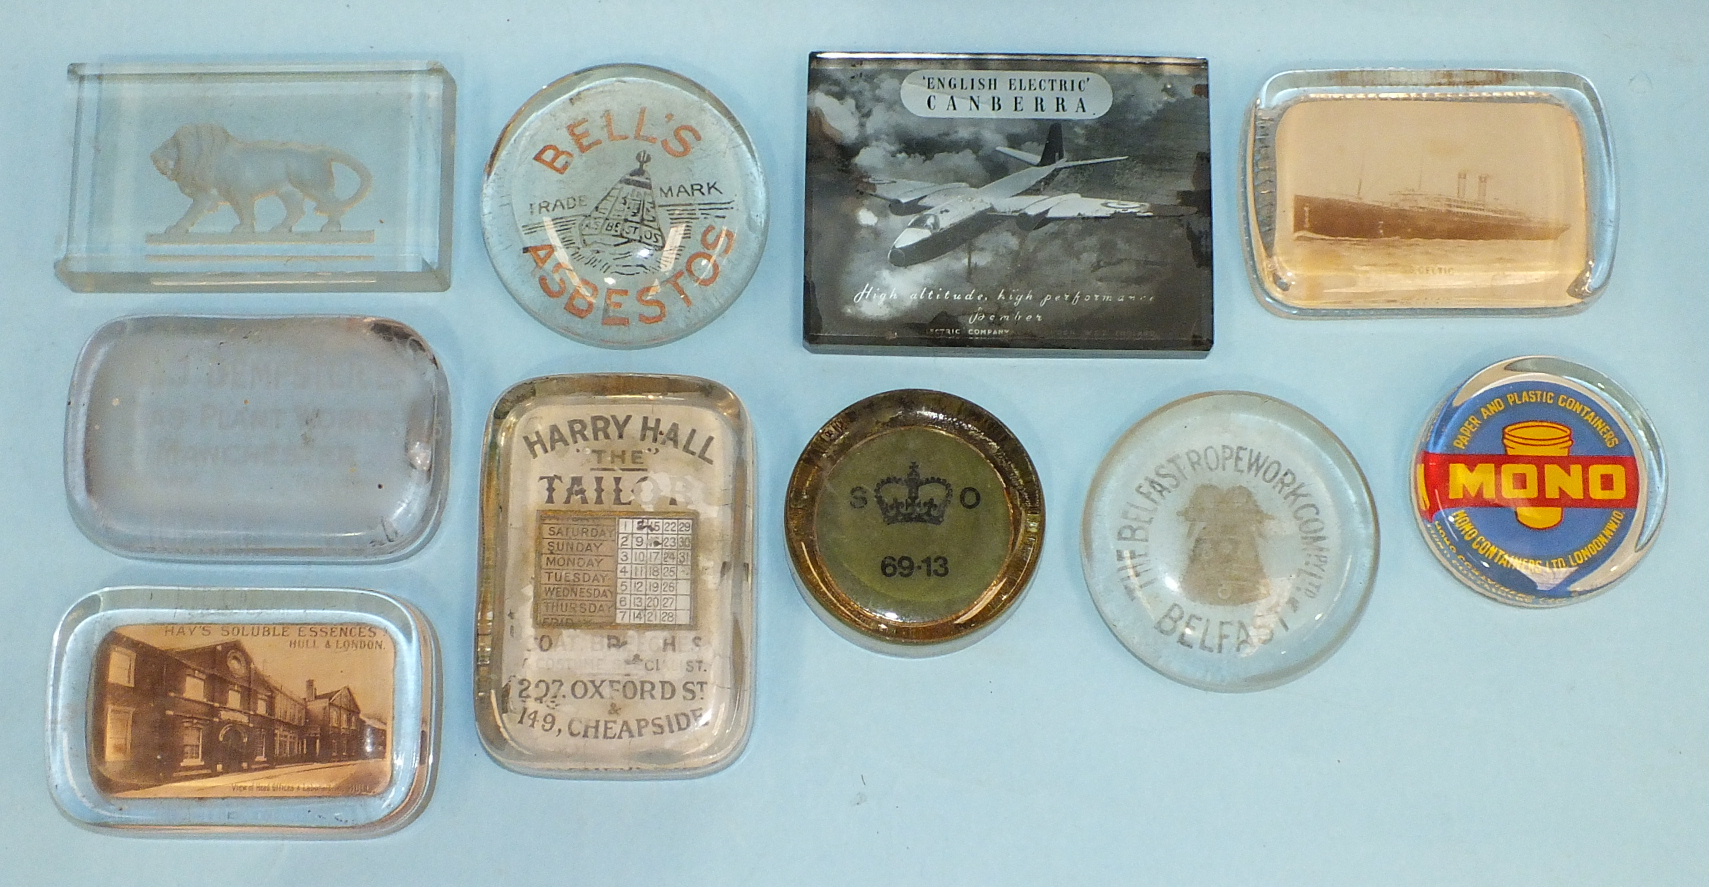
[1252,88,1601,312]
[1293,171,1569,241]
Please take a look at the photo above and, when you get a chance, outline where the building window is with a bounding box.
[226,686,242,709]
[183,673,205,700]
[107,647,135,687]
[105,706,134,761]
[261,694,274,716]
[180,723,202,764]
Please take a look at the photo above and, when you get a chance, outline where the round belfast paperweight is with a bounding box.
[481,64,767,347]
[1081,392,1378,691]
[1413,356,1664,607]
[785,390,1044,656]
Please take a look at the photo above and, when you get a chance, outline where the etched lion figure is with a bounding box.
[151,123,373,235]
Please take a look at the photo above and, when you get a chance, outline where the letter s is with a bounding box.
[700,224,736,256]
[662,124,703,158]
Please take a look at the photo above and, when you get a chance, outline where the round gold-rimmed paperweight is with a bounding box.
[785,389,1044,655]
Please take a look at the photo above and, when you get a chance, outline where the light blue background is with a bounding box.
[2,1,1705,884]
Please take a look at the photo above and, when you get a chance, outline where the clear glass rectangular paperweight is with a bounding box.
[65,315,451,561]
[475,374,755,778]
[1244,69,1614,315]
[57,61,455,292]
[48,586,440,837]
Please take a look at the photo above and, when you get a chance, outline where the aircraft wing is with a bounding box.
[862,176,976,208]
[987,193,1197,220]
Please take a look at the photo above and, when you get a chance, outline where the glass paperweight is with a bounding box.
[1244,69,1614,315]
[475,374,754,777]
[57,61,455,292]
[1081,392,1378,691]
[66,315,450,561]
[1413,356,1664,607]
[47,586,439,836]
[481,64,767,347]
[785,389,1044,655]
[806,52,1213,354]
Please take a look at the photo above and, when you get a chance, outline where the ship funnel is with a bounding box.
[1478,174,1489,201]
[1457,170,1467,199]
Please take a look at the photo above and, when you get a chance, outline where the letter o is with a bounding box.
[1500,463,1539,498]
[1590,465,1626,499]
[686,251,721,286]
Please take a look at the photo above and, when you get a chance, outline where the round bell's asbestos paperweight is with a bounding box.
[1081,392,1378,692]
[1413,356,1664,607]
[481,64,767,348]
[785,390,1044,656]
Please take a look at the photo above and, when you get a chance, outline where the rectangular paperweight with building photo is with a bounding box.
[47,587,439,837]
[805,52,1212,355]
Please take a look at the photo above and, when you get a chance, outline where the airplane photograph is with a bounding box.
[866,122,1195,267]
[805,54,1212,354]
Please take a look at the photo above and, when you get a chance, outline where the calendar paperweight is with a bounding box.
[1413,357,1664,607]
[475,374,754,777]
[1081,392,1377,691]
[56,61,455,292]
[47,586,439,836]
[66,315,450,561]
[785,390,1044,655]
[805,52,1212,354]
[1244,69,1614,315]
[482,65,767,347]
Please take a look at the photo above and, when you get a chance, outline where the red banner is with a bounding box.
[1418,453,1638,517]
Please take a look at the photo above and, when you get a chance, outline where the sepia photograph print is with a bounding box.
[91,623,395,799]
[805,53,1212,354]
[1248,72,1611,314]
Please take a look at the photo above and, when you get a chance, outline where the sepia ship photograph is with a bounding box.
[91,623,395,799]
[1269,99,1589,309]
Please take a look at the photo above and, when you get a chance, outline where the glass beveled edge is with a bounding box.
[480,64,768,348]
[473,373,756,778]
[67,59,454,82]
[46,585,440,837]
[58,60,455,293]
[1409,355,1664,608]
[809,51,1209,67]
[1242,67,1615,318]
[784,388,1046,656]
[62,314,453,563]
[1079,389,1381,692]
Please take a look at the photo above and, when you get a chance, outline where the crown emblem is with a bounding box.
[874,462,953,525]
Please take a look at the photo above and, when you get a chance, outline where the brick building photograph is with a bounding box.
[91,624,393,797]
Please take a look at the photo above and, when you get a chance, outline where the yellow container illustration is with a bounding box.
[1502,420,1573,529]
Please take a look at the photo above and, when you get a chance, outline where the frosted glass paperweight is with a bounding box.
[47,586,439,837]
[1244,69,1614,315]
[1081,392,1378,691]
[475,374,754,777]
[57,61,455,292]
[66,315,451,561]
